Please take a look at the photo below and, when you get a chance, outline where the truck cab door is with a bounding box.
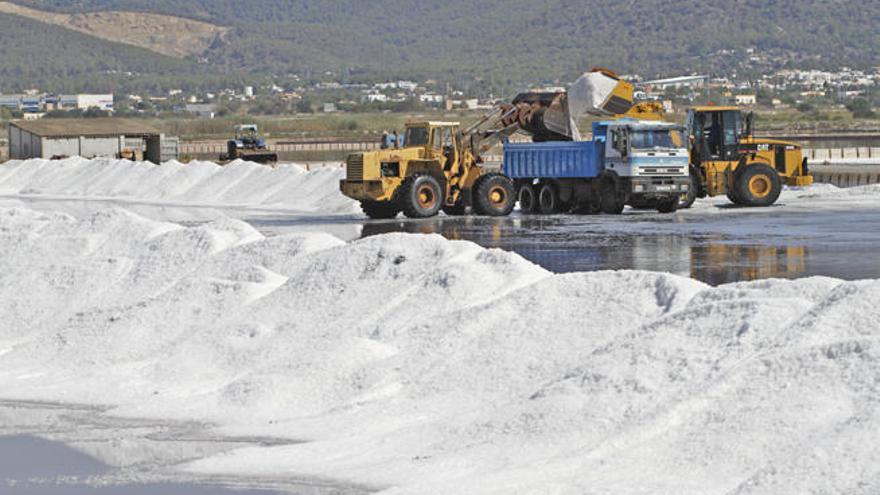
[605,126,628,174]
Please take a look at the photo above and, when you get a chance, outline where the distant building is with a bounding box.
[8,118,175,162]
[722,93,757,106]
[0,94,23,110]
[735,94,757,105]
[59,94,114,112]
[642,75,709,90]
[419,93,444,104]
[184,103,217,118]
[362,93,388,103]
[322,103,338,113]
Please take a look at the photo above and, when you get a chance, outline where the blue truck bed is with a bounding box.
[502,140,603,179]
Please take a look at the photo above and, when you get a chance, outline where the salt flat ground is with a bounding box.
[1,158,879,494]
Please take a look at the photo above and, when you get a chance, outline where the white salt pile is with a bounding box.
[2,158,880,221]
[0,157,357,213]
[0,206,878,493]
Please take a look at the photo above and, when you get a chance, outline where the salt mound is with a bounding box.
[0,205,878,494]
[0,157,358,213]
[788,182,880,199]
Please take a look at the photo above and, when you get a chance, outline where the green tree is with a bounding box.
[295,98,313,114]
[796,102,816,113]
[845,98,876,119]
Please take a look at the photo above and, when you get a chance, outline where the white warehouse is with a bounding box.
[8,118,173,162]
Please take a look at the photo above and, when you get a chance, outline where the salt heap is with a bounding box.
[0,206,878,494]
[0,157,357,213]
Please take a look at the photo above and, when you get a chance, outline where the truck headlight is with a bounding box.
[633,184,645,193]
[681,184,689,191]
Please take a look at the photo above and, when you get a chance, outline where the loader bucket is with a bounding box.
[567,70,635,117]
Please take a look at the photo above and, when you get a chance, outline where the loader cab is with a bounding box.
[233,124,266,150]
[405,121,461,169]
[686,107,743,164]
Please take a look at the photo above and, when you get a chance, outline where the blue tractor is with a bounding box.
[223,124,278,164]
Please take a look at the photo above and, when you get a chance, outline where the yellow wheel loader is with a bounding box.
[680,107,813,207]
[340,120,517,219]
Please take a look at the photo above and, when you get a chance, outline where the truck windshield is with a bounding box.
[405,127,429,146]
[630,129,680,150]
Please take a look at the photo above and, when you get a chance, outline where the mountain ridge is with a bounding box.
[0,1,877,92]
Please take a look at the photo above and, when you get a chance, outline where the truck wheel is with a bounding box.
[679,167,700,209]
[473,173,515,216]
[518,185,538,214]
[734,164,782,207]
[656,197,678,214]
[361,201,400,219]
[628,197,653,210]
[538,183,561,214]
[599,174,624,214]
[400,174,442,218]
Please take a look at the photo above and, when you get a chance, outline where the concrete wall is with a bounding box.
[9,126,41,159]
[79,137,122,158]
[805,147,880,161]
[40,136,122,159]
[811,164,880,187]
[41,137,80,158]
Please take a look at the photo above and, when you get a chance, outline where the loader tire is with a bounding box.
[518,184,538,214]
[734,164,782,207]
[473,173,515,216]
[656,197,679,214]
[361,201,400,219]
[678,167,700,209]
[400,174,442,218]
[538,183,562,214]
[726,189,741,206]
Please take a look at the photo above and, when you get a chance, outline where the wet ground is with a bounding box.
[249,206,880,285]
[0,401,367,495]
[5,195,880,285]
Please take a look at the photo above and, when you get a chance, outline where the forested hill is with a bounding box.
[2,0,878,92]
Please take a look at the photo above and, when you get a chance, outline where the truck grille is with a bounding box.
[640,167,685,176]
[346,154,364,181]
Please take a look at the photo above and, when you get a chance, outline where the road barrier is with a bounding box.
[179,139,381,157]
[805,147,880,161]
[810,164,880,187]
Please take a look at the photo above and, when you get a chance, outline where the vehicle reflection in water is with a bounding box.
[691,245,808,286]
[360,216,809,285]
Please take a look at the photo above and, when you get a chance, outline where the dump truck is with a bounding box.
[505,120,690,214]
[222,124,278,164]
